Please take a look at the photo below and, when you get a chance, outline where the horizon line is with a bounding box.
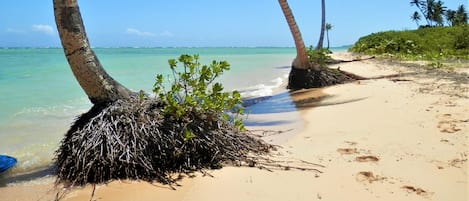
[0,45,353,49]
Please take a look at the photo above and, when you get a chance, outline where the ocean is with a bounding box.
[0,47,346,178]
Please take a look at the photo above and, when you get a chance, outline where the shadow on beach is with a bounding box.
[0,166,55,187]
[243,88,368,114]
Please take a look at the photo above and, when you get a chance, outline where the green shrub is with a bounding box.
[307,46,332,66]
[454,26,469,49]
[350,26,469,59]
[153,54,245,136]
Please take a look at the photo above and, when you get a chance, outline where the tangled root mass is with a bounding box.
[55,97,273,186]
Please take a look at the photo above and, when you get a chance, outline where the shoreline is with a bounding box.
[1,52,467,201]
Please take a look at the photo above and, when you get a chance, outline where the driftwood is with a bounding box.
[327,56,376,64]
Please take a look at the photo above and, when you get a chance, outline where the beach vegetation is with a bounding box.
[152,54,245,131]
[53,0,274,186]
[349,25,469,60]
[307,46,332,67]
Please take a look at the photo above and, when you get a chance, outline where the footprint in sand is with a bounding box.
[355,171,386,184]
[337,148,358,155]
[355,155,380,162]
[401,185,429,196]
[438,119,462,133]
[437,113,467,133]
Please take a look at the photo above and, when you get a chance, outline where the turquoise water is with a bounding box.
[0,47,345,176]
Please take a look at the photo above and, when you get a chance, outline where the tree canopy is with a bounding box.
[410,0,468,27]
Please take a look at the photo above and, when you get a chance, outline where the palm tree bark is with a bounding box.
[316,0,326,50]
[53,0,132,105]
[278,0,310,69]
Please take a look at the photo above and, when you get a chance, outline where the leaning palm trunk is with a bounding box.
[278,0,358,90]
[278,0,310,69]
[54,0,132,105]
[316,0,326,50]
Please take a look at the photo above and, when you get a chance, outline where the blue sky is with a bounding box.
[1,0,467,47]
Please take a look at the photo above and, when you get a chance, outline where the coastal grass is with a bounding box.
[349,25,469,60]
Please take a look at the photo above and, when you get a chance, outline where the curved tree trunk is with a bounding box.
[53,0,132,105]
[278,0,358,90]
[278,0,310,69]
[316,0,326,50]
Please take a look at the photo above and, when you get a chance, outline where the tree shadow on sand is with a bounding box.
[243,88,368,115]
[0,166,55,187]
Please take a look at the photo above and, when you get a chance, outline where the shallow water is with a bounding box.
[0,47,346,177]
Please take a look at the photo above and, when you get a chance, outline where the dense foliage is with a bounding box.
[349,25,469,59]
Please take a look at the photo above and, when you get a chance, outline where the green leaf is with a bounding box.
[183,129,196,141]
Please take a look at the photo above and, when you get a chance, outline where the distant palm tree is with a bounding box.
[445,9,456,26]
[454,5,468,26]
[325,23,332,49]
[410,0,430,25]
[411,11,422,27]
[425,0,436,26]
[431,0,446,26]
[316,0,326,50]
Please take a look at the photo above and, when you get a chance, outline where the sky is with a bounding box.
[0,0,468,47]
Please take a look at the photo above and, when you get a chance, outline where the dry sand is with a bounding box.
[1,52,467,201]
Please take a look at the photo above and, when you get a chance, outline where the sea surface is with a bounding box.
[0,47,347,178]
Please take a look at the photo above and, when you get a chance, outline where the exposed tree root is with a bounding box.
[55,97,275,186]
[287,55,408,90]
[287,66,360,90]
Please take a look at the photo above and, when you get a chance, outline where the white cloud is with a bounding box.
[159,30,174,38]
[32,24,54,35]
[126,28,156,37]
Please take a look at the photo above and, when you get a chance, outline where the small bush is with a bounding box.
[306,47,332,67]
[153,54,245,133]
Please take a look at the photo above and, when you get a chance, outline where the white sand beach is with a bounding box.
[1,52,467,201]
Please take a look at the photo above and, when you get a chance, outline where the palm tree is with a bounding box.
[446,9,456,26]
[411,11,422,27]
[431,0,446,26]
[278,0,311,70]
[325,23,332,49]
[410,0,431,25]
[316,0,326,50]
[278,0,355,89]
[454,5,468,26]
[53,0,133,105]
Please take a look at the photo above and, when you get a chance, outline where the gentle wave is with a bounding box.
[239,74,288,97]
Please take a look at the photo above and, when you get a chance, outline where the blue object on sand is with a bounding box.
[0,155,17,173]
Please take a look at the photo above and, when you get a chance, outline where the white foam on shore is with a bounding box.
[239,73,289,98]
